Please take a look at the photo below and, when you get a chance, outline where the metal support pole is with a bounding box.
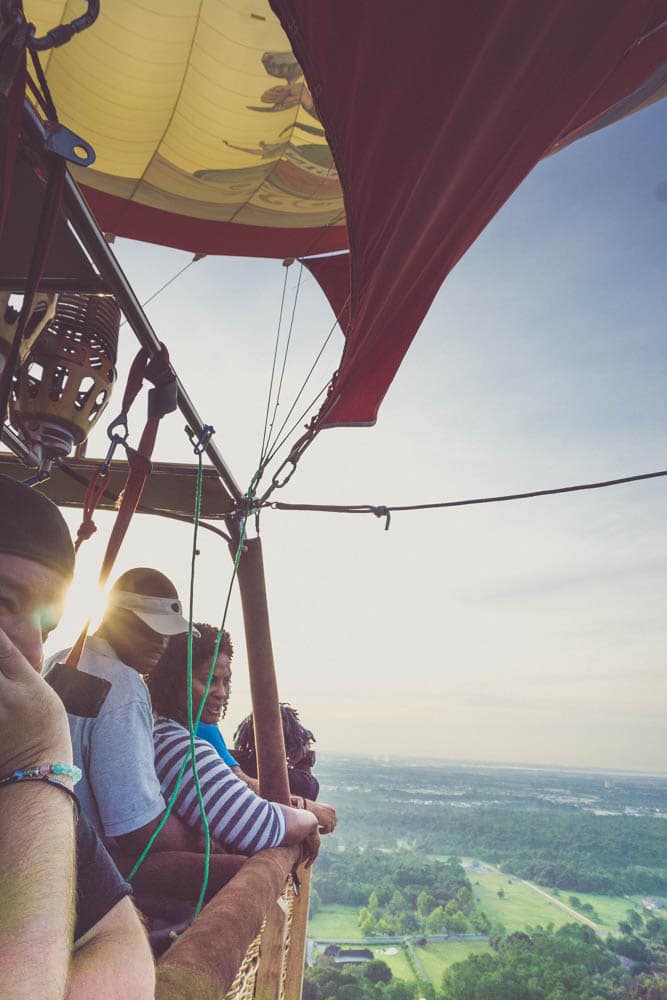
[235,535,290,805]
[21,101,243,505]
[1,423,39,465]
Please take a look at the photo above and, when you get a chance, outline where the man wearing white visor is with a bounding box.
[49,567,206,858]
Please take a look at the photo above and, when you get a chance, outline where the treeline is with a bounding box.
[304,961,416,1000]
[328,802,667,894]
[440,917,667,1000]
[312,850,491,936]
[313,847,457,908]
[356,859,489,937]
[305,921,667,1000]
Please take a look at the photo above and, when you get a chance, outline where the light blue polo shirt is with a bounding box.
[47,637,165,840]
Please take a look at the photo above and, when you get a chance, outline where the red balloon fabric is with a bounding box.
[271,0,667,428]
[301,254,351,336]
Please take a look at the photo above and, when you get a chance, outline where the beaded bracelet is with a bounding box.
[0,762,82,786]
[0,775,79,814]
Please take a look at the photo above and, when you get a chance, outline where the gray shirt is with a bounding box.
[47,637,165,839]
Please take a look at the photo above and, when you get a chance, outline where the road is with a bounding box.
[520,879,600,930]
[480,861,602,932]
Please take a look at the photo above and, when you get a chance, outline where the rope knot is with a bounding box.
[74,517,97,552]
[373,505,391,531]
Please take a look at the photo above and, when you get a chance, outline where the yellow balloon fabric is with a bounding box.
[25,0,346,254]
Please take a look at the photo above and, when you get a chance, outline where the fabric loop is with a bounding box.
[67,347,175,669]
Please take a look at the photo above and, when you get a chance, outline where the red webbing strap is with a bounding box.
[71,346,154,554]
[74,465,110,552]
[122,346,151,413]
[66,345,174,668]
[98,416,158,583]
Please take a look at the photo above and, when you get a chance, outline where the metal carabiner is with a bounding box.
[100,436,123,473]
[21,468,52,488]
[100,413,129,472]
[272,457,297,490]
[106,411,129,443]
[186,424,215,456]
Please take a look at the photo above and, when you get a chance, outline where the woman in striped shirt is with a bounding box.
[148,624,319,859]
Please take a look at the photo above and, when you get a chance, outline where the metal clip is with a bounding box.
[186,424,215,455]
[101,413,129,472]
[43,121,95,166]
[106,412,129,443]
[271,457,297,490]
[101,436,123,473]
[21,468,51,488]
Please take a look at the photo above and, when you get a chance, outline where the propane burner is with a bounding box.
[12,294,120,461]
[0,292,58,375]
[20,419,77,465]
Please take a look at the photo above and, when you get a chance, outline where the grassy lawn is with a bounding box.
[416,940,492,985]
[471,868,576,931]
[308,904,362,939]
[372,946,414,981]
[555,891,643,932]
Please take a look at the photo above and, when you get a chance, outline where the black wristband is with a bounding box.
[1,775,80,816]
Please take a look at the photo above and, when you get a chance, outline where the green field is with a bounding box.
[468,865,649,934]
[470,868,581,931]
[308,904,362,939]
[415,940,492,985]
[372,945,413,981]
[557,890,645,932]
[307,905,493,987]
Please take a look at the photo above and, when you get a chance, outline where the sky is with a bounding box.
[45,98,667,774]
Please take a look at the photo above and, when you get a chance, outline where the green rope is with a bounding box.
[126,454,207,885]
[187,457,252,915]
[128,455,255,919]
[185,452,211,916]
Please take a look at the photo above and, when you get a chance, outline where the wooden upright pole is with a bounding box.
[235,535,291,806]
[235,535,297,999]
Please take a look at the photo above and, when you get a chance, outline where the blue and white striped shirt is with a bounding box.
[153,717,286,855]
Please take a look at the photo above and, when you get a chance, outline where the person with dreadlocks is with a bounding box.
[147,623,326,859]
[234,703,327,806]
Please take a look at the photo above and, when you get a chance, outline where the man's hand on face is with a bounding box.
[0,627,73,775]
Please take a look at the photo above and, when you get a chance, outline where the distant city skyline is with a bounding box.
[46,98,667,774]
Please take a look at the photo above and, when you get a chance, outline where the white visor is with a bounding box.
[107,591,200,638]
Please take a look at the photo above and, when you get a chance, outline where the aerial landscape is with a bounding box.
[304,755,667,999]
[1,3,666,999]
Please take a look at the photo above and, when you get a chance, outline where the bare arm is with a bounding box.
[290,796,338,834]
[0,628,76,999]
[0,783,76,1000]
[68,896,154,999]
[278,804,318,845]
[115,809,214,855]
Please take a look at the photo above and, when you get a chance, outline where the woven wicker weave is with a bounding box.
[224,932,262,1000]
[279,879,296,999]
[223,877,295,1000]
